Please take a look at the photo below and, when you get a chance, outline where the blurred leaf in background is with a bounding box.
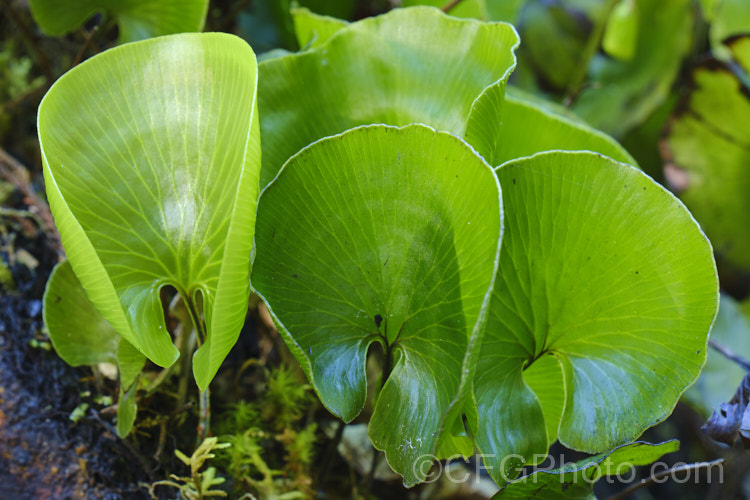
[709,0,750,59]
[28,0,209,44]
[663,36,750,271]
[511,0,695,138]
[571,0,695,137]
[235,0,358,56]
[235,0,298,54]
[512,0,596,92]
[602,0,639,61]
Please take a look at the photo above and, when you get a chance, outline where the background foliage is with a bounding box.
[1,0,750,499]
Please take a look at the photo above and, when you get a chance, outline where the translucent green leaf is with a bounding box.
[258,6,519,187]
[663,36,750,270]
[28,0,209,44]
[251,124,502,486]
[38,33,261,391]
[494,440,679,499]
[291,7,348,49]
[685,295,750,417]
[483,90,636,166]
[43,260,119,366]
[474,151,718,483]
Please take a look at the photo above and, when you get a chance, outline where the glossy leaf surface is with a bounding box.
[29,0,209,44]
[252,124,502,486]
[258,6,519,187]
[474,151,718,483]
[494,440,679,499]
[39,33,261,391]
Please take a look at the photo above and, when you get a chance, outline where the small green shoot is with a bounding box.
[148,437,231,500]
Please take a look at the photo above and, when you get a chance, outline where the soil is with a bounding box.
[0,194,151,499]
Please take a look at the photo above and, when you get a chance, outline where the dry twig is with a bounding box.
[0,147,62,255]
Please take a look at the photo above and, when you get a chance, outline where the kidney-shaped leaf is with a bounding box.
[251,124,502,486]
[474,151,718,483]
[38,33,261,391]
[258,6,519,187]
[29,0,209,44]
